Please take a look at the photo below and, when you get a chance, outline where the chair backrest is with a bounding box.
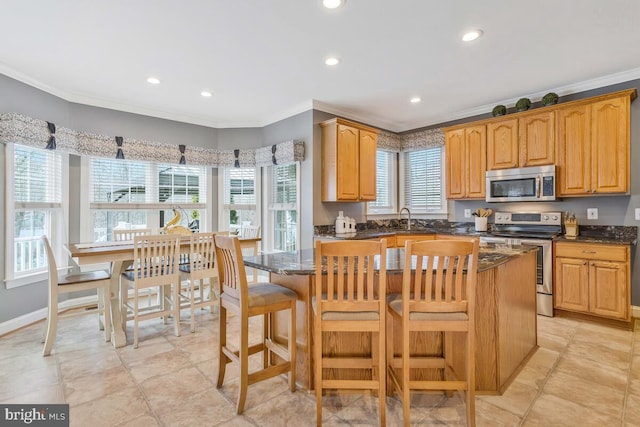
[113,228,152,241]
[42,236,58,287]
[132,234,181,286]
[213,235,248,305]
[402,238,479,315]
[314,239,387,314]
[240,225,260,238]
[187,232,221,274]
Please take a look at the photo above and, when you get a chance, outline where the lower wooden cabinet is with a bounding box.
[554,242,630,321]
[394,234,435,248]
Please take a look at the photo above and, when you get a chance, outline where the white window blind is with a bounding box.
[269,163,298,252]
[88,158,207,240]
[8,144,64,282]
[367,150,396,214]
[221,167,258,231]
[402,147,445,213]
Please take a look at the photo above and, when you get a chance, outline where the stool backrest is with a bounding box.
[213,235,248,304]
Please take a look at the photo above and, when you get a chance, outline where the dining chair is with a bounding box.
[115,228,153,316]
[113,228,152,241]
[313,239,387,427]
[121,234,182,348]
[387,238,479,427]
[178,231,222,332]
[213,235,297,414]
[41,236,112,356]
[240,224,260,283]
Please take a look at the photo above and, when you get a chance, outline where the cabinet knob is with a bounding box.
[583,261,587,265]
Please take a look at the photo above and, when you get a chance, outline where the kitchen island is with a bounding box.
[244,242,538,394]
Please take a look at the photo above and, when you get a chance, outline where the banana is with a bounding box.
[164,208,181,229]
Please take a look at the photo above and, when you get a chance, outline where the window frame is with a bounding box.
[80,157,211,243]
[4,143,69,288]
[264,162,300,253]
[366,149,397,216]
[218,167,261,234]
[399,146,447,217]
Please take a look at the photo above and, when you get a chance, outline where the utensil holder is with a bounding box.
[474,217,488,232]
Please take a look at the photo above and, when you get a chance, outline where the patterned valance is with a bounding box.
[0,112,304,167]
[377,127,445,152]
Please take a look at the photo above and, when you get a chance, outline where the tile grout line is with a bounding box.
[516,320,579,426]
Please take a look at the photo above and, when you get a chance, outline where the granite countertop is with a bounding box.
[317,225,637,245]
[244,243,537,276]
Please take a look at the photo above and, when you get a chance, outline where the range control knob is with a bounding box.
[543,215,549,221]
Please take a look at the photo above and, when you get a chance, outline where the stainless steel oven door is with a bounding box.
[519,238,553,317]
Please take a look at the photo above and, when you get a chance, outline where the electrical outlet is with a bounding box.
[635,208,640,221]
[587,208,598,220]
[464,209,471,218]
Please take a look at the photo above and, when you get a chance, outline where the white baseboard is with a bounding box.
[633,305,640,320]
[0,295,98,337]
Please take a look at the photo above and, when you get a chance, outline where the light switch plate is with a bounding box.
[635,208,640,221]
[587,208,598,220]
[464,209,471,218]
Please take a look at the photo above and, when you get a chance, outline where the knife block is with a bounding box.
[565,222,579,237]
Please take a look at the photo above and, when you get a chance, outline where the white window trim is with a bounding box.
[264,162,300,253]
[366,150,397,216]
[4,143,69,288]
[217,167,261,233]
[398,147,448,219]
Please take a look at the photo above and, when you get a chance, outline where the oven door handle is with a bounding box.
[536,175,541,198]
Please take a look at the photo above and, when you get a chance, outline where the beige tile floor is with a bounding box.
[1,307,640,427]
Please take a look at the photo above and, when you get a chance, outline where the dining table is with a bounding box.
[65,235,261,348]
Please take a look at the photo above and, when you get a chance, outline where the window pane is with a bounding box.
[272,164,297,205]
[14,146,61,203]
[91,158,149,203]
[224,168,256,205]
[14,209,48,274]
[158,164,205,204]
[92,210,148,241]
[274,210,297,251]
[403,147,444,212]
[369,150,395,212]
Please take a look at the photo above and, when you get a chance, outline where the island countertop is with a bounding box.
[244,242,537,275]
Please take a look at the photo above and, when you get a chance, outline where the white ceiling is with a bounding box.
[1,0,640,133]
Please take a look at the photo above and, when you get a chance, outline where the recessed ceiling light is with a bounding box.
[201,91,212,97]
[323,0,345,9]
[410,97,422,104]
[146,77,160,85]
[325,57,340,66]
[462,30,483,42]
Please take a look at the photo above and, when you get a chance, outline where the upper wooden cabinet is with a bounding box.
[445,125,486,199]
[320,118,379,202]
[557,92,633,195]
[487,118,519,170]
[486,113,555,170]
[519,111,555,167]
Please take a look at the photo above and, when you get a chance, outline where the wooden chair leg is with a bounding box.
[402,325,411,427]
[263,313,269,369]
[216,306,227,388]
[102,288,111,343]
[190,280,197,333]
[377,330,386,426]
[133,290,139,349]
[315,320,323,427]
[173,283,180,337]
[386,313,394,396]
[236,314,249,415]
[466,330,476,427]
[42,299,57,356]
[289,303,296,392]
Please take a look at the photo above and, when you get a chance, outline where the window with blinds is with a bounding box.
[89,158,207,240]
[367,150,396,214]
[401,147,445,213]
[269,163,298,252]
[9,144,64,279]
[221,167,258,231]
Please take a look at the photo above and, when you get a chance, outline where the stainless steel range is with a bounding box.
[480,211,562,317]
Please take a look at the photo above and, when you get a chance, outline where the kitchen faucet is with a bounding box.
[399,207,411,231]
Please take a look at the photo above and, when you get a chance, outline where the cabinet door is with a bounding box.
[487,118,519,170]
[591,96,630,194]
[519,111,555,166]
[445,129,466,199]
[556,105,591,195]
[554,257,589,313]
[336,124,360,201]
[358,130,377,201]
[589,260,628,320]
[466,125,487,198]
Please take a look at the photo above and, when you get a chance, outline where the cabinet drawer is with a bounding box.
[555,242,627,262]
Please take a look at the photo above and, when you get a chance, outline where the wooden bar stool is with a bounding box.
[387,238,479,427]
[313,239,387,427]
[213,235,297,414]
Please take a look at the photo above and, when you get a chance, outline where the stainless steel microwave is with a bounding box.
[486,165,556,202]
